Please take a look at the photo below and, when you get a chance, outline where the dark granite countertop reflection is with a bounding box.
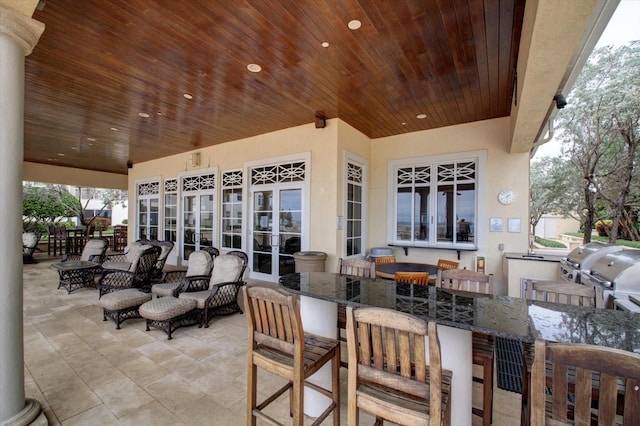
[279,272,640,353]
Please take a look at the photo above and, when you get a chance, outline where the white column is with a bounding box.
[430,325,473,426]
[0,5,45,424]
[299,296,337,417]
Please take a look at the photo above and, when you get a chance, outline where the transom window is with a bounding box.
[390,153,481,248]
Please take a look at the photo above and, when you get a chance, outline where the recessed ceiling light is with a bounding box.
[87,137,96,141]
[138,112,150,118]
[401,122,407,126]
[183,93,193,100]
[416,114,427,119]
[247,63,262,73]
[57,153,64,156]
[348,20,361,30]
[156,112,163,116]
[71,146,78,150]
[110,127,118,131]
[87,143,93,146]
[321,42,330,48]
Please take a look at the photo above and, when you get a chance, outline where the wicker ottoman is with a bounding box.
[139,296,199,340]
[100,288,152,329]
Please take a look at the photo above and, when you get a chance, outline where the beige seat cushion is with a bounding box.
[209,255,243,290]
[178,291,209,309]
[187,251,213,276]
[125,242,153,272]
[100,289,151,310]
[139,297,197,321]
[102,262,131,271]
[23,233,39,248]
[80,238,108,261]
[151,283,181,297]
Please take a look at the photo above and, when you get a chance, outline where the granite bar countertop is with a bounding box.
[279,272,640,353]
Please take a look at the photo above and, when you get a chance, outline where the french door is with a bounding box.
[182,193,215,263]
[250,186,303,281]
[179,170,217,264]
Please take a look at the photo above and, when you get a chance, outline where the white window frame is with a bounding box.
[177,167,219,262]
[163,178,178,244]
[135,176,162,241]
[220,169,244,250]
[344,151,368,257]
[387,150,486,249]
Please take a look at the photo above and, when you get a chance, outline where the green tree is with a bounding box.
[22,184,77,232]
[556,44,640,243]
[50,186,127,230]
[530,156,576,237]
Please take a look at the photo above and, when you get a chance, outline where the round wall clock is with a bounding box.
[498,189,516,205]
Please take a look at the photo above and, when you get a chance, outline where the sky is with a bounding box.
[532,0,640,159]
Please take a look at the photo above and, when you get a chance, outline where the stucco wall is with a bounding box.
[370,117,530,294]
[128,117,529,293]
[128,120,341,263]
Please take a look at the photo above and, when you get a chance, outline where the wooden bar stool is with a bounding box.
[346,305,452,425]
[529,338,640,425]
[243,286,340,426]
[524,280,604,308]
[438,268,495,426]
[336,257,377,367]
[521,280,606,424]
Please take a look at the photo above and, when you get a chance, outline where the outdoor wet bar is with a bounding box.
[279,272,640,350]
[280,272,640,424]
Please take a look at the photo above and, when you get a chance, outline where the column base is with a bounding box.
[1,399,47,426]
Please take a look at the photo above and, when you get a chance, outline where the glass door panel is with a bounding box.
[252,190,273,275]
[278,189,302,277]
[164,194,177,242]
[251,187,302,281]
[149,198,159,240]
[182,195,197,261]
[199,194,214,248]
[181,193,215,263]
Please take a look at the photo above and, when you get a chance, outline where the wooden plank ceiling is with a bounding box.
[25,0,526,175]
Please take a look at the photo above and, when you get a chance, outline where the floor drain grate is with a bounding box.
[495,337,524,394]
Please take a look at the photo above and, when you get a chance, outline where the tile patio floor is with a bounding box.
[22,257,521,425]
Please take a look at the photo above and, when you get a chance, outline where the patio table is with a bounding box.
[51,260,101,294]
[375,262,439,282]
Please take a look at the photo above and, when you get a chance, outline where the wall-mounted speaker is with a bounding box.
[315,111,326,128]
[191,152,201,167]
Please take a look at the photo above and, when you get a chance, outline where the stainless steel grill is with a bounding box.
[580,249,640,308]
[559,242,622,282]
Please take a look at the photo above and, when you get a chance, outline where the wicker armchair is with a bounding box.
[176,250,248,327]
[98,245,161,297]
[22,232,41,264]
[62,237,109,263]
[139,239,175,284]
[151,247,219,298]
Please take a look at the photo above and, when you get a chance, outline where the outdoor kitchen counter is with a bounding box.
[280,272,640,353]
[504,252,564,297]
[504,252,566,262]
